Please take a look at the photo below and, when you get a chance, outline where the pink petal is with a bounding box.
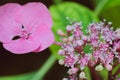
[3,25,54,54]
[3,37,40,54]
[15,2,52,32]
[32,24,54,52]
[0,3,21,43]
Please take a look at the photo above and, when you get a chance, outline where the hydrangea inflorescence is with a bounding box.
[0,2,54,54]
[57,20,120,80]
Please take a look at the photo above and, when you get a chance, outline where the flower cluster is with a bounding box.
[57,20,120,80]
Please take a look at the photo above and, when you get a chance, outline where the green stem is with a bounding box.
[31,54,56,80]
[53,0,63,4]
[84,66,92,80]
[94,0,109,16]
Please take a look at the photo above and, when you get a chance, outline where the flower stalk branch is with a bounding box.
[94,0,109,16]
[31,54,56,80]
[89,66,101,80]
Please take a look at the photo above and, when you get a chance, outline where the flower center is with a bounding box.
[20,25,31,39]
[12,25,31,40]
[21,30,30,39]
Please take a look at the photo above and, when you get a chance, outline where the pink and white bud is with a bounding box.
[105,64,112,71]
[67,46,74,52]
[61,38,69,42]
[82,35,88,41]
[67,67,78,75]
[57,29,67,36]
[66,25,73,31]
[58,49,65,55]
[68,36,74,42]
[76,40,84,46]
[115,28,120,39]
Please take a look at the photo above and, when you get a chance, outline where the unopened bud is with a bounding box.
[108,22,112,25]
[57,29,66,36]
[58,49,65,55]
[66,25,73,31]
[95,64,103,71]
[58,59,65,65]
[61,38,69,42]
[103,19,106,22]
[68,36,74,42]
[79,71,86,79]
[82,35,88,41]
[115,28,120,39]
[62,78,68,80]
[76,40,84,46]
[67,67,78,75]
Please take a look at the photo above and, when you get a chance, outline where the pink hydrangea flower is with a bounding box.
[0,2,54,54]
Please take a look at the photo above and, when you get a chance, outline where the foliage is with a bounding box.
[94,0,120,28]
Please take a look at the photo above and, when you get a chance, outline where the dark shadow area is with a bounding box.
[0,43,50,76]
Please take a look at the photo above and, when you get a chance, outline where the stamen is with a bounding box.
[22,25,24,29]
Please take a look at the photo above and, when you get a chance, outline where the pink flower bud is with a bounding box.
[58,49,65,55]
[82,35,88,41]
[61,38,69,42]
[105,64,112,71]
[66,25,73,31]
[76,40,84,46]
[57,29,67,36]
[115,28,120,39]
[67,67,78,75]
[68,36,74,42]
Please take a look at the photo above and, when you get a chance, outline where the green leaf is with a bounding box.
[92,0,103,6]
[0,72,36,80]
[94,0,109,16]
[112,64,120,75]
[96,0,120,28]
[84,67,92,80]
[98,68,108,80]
[49,2,99,59]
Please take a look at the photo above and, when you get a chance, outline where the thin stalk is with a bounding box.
[94,0,109,16]
[31,54,56,80]
[54,41,63,46]
[108,70,113,80]
[89,66,101,80]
